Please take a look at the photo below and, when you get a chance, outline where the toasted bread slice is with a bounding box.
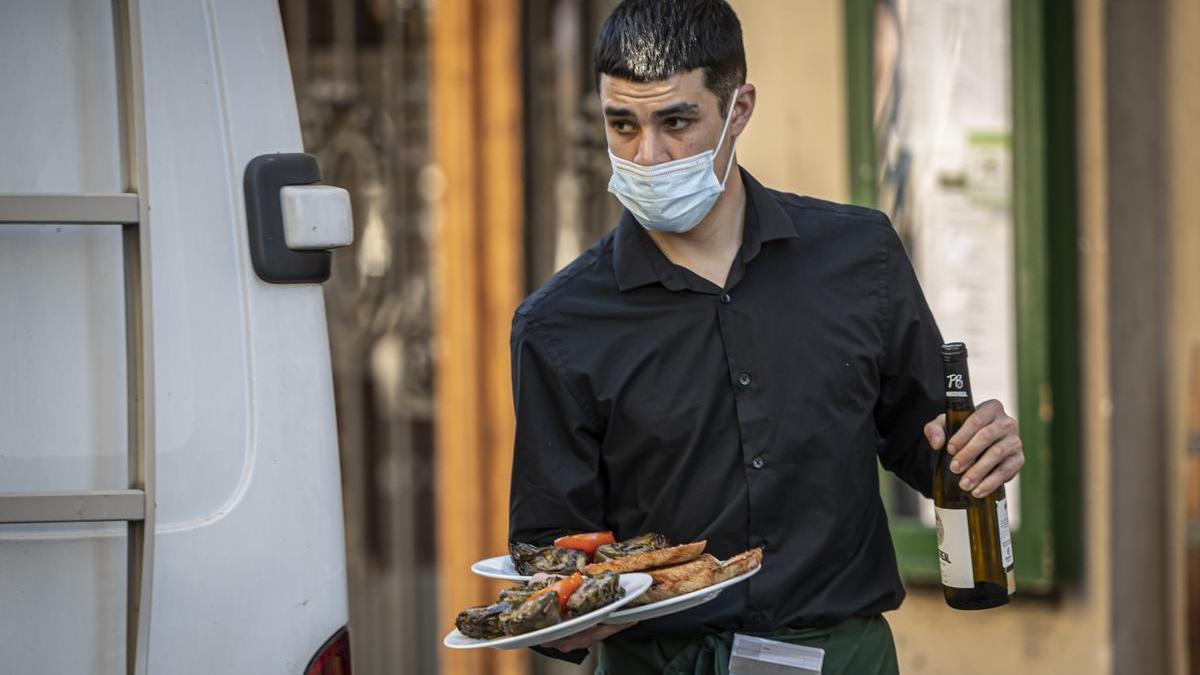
[712,548,762,583]
[583,541,706,576]
[631,547,762,606]
[632,555,721,606]
[646,554,720,586]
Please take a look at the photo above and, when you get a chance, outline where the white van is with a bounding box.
[0,1,353,673]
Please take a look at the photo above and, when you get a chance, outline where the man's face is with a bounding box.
[599,69,742,170]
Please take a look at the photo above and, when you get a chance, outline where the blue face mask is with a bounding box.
[607,91,741,234]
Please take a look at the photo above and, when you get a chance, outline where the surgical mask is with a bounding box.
[607,90,741,234]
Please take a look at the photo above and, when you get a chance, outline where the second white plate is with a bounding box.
[470,555,529,582]
[603,564,762,624]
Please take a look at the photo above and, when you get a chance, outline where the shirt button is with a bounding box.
[751,455,765,469]
[738,372,752,387]
[720,293,732,304]
[750,611,768,624]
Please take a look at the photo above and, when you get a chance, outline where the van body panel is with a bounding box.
[0,1,350,672]
[0,0,128,496]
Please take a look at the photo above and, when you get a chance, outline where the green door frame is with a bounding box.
[843,0,1080,591]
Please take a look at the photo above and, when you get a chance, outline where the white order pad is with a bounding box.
[729,634,824,675]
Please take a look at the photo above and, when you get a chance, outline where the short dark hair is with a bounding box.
[594,0,746,115]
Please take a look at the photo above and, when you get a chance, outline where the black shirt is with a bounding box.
[508,168,943,643]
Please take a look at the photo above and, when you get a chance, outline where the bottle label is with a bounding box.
[945,373,969,398]
[935,506,974,589]
[997,498,1014,569]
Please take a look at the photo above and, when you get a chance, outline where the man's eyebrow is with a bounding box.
[602,102,701,119]
[603,106,636,118]
[652,102,699,118]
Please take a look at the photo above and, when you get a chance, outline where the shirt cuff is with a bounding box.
[531,644,589,664]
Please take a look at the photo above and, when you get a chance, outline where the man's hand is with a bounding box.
[923,399,1024,497]
[541,621,636,654]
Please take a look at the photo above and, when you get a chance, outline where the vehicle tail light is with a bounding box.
[305,626,351,675]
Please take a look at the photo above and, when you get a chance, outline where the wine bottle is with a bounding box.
[934,342,1015,609]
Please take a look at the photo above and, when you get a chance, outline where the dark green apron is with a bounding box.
[594,615,899,675]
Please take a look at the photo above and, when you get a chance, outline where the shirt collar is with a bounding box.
[612,167,798,293]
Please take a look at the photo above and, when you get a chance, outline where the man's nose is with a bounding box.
[633,131,671,166]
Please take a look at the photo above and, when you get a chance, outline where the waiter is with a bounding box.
[507,1,1025,673]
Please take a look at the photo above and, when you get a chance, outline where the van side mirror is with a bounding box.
[244,153,352,284]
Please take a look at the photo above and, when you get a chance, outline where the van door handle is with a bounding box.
[243,153,353,284]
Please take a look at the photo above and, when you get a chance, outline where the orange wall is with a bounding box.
[729,0,849,202]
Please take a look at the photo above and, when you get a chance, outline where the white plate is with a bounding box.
[602,564,762,624]
[443,573,653,650]
[470,555,530,582]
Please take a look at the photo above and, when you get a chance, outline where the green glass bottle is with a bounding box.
[934,342,1015,609]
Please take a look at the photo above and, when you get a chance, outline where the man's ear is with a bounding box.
[730,84,757,137]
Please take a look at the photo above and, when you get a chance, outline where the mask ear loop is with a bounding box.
[713,87,742,186]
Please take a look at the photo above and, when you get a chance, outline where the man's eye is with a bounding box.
[611,120,635,133]
[665,118,691,130]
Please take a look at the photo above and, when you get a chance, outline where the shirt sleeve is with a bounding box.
[508,312,607,546]
[509,314,606,665]
[873,217,944,498]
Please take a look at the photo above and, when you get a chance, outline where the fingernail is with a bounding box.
[960,477,974,490]
[950,461,960,473]
[946,444,956,455]
[972,488,984,498]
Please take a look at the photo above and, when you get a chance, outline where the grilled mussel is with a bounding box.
[509,541,588,576]
[565,571,624,615]
[593,533,670,562]
[455,602,512,640]
[498,576,557,605]
[499,590,562,635]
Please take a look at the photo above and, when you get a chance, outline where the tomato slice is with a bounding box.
[554,531,616,558]
[529,572,584,613]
